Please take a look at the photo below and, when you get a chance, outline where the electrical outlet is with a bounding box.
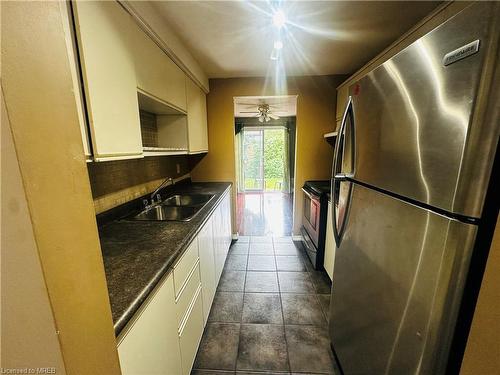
[176,163,180,174]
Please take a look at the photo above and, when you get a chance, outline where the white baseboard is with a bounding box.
[233,233,302,241]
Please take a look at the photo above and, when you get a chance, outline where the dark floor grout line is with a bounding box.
[233,372,291,375]
[234,322,327,327]
[310,291,330,325]
[234,245,248,372]
[275,247,293,374]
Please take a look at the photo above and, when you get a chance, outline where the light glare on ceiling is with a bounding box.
[270,48,279,60]
[272,9,286,28]
[274,40,283,50]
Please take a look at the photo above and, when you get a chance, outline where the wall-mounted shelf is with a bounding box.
[323,131,338,138]
[188,150,208,155]
[143,147,188,156]
[138,90,189,154]
[324,131,337,146]
[137,89,186,116]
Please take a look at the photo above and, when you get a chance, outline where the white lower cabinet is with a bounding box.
[179,286,204,375]
[213,203,224,282]
[198,218,216,325]
[222,192,232,250]
[175,262,201,327]
[118,273,182,375]
[213,192,231,283]
[118,188,232,375]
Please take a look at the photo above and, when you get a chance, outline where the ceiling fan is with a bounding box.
[240,103,281,122]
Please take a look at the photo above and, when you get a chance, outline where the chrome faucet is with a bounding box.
[147,177,174,206]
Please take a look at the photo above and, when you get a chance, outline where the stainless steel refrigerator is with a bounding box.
[328,3,500,374]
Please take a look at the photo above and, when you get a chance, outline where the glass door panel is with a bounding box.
[242,129,264,191]
[263,128,285,192]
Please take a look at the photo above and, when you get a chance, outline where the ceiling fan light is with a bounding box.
[272,9,286,28]
[259,116,264,123]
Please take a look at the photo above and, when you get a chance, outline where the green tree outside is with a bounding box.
[263,129,285,190]
[243,129,285,191]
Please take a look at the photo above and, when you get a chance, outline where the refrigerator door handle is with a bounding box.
[335,173,355,181]
[332,180,354,247]
[332,96,355,180]
[349,97,356,180]
[332,97,350,178]
[332,97,354,247]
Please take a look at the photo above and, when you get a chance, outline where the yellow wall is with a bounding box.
[461,215,500,374]
[1,87,67,373]
[1,2,121,373]
[191,76,346,234]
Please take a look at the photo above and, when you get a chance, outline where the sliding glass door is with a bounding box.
[242,129,264,191]
[241,128,287,192]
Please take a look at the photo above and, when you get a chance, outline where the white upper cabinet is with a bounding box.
[129,24,187,112]
[60,1,92,160]
[186,78,209,153]
[72,1,143,161]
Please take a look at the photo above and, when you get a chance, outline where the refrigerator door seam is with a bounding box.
[347,177,480,225]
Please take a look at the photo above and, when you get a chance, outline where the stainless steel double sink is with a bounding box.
[129,194,215,222]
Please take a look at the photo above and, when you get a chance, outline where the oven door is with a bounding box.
[302,187,320,247]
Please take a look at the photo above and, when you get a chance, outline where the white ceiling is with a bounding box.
[151,1,441,78]
[234,95,297,117]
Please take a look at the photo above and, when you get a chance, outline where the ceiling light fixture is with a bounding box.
[258,114,271,123]
[274,40,283,50]
[272,9,286,28]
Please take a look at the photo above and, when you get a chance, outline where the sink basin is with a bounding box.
[128,193,215,221]
[130,205,199,222]
[162,194,214,207]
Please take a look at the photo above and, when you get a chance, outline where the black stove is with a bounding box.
[301,180,330,270]
[304,180,331,197]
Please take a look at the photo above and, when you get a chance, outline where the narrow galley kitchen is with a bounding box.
[2,1,500,375]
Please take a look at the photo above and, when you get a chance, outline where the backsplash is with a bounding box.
[139,110,158,148]
[87,155,190,214]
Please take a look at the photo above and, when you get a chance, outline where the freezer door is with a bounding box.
[329,183,476,374]
[350,2,499,218]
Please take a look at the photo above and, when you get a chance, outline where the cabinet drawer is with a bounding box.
[175,261,201,327]
[179,286,204,375]
[174,240,199,297]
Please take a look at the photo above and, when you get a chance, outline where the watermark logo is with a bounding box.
[0,368,56,374]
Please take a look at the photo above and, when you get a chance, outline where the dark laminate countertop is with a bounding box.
[98,181,232,336]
